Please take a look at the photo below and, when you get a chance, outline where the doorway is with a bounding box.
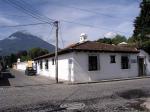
[138,57,145,76]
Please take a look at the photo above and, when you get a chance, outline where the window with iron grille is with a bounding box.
[110,55,116,63]
[88,55,99,71]
[121,56,129,69]
[40,60,43,69]
[45,59,49,69]
[52,58,55,65]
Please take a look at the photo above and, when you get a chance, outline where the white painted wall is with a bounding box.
[36,53,74,82]
[73,52,138,82]
[16,62,28,71]
[36,51,139,82]
[139,50,150,75]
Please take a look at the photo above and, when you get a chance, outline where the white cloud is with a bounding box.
[8,36,17,40]
[104,32,116,38]
[0,16,18,25]
[0,0,140,48]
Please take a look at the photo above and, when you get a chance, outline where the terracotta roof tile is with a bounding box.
[34,41,139,60]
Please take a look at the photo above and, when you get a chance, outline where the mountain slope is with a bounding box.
[0,31,55,55]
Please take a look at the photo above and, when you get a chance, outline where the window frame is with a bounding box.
[52,58,55,65]
[110,55,116,63]
[40,60,43,69]
[88,55,99,71]
[45,59,49,70]
[121,56,129,69]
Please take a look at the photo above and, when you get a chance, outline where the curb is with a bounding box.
[67,76,150,85]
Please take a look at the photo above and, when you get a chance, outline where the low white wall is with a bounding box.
[73,52,138,82]
[16,62,28,71]
[36,53,74,82]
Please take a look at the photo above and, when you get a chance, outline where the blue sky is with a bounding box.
[0,0,141,47]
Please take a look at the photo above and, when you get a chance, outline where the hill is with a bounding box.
[0,31,55,55]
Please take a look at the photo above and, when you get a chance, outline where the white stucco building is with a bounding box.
[16,61,28,71]
[16,60,35,71]
[33,35,150,82]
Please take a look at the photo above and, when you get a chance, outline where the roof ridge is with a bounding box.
[69,41,90,49]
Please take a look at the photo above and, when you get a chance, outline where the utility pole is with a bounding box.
[54,21,59,83]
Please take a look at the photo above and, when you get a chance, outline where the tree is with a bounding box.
[97,37,112,44]
[141,40,150,54]
[111,34,127,45]
[20,55,31,62]
[28,48,49,59]
[97,34,127,45]
[133,0,150,41]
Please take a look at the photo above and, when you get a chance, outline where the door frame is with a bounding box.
[137,56,146,76]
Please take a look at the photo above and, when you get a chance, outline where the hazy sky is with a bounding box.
[0,0,141,47]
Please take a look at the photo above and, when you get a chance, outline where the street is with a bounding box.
[0,69,150,112]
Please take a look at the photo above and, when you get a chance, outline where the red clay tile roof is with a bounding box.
[34,41,139,60]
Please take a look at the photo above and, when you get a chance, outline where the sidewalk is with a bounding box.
[1,69,56,87]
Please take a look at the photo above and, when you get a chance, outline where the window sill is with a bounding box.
[88,70,99,71]
[121,68,130,70]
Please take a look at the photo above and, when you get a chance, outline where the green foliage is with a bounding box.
[141,40,150,54]
[10,54,17,63]
[128,37,136,43]
[28,48,49,59]
[97,34,127,45]
[5,48,49,67]
[112,35,127,45]
[17,50,28,58]
[133,0,150,40]
[97,37,112,44]
[20,55,31,62]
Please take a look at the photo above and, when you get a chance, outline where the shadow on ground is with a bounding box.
[0,71,15,86]
[118,89,150,111]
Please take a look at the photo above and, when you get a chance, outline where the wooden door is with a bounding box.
[138,57,145,76]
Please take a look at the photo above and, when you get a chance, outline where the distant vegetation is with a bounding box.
[97,0,150,54]
[3,47,49,67]
[97,34,127,45]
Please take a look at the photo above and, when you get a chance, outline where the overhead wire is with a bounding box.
[2,0,130,37]
[0,22,50,28]
[59,22,65,48]
[48,25,55,44]
[61,19,127,35]
[3,0,128,34]
[48,1,132,21]
[2,0,54,25]
[17,0,55,22]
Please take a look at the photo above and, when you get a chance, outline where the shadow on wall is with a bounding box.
[140,50,150,75]
[74,59,90,82]
[0,72,15,86]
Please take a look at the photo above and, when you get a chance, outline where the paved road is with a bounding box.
[0,70,150,111]
[1,69,56,87]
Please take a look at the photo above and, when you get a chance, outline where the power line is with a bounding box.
[59,22,65,48]
[18,0,55,22]
[2,0,54,25]
[2,0,129,35]
[61,19,127,35]
[0,14,27,17]
[50,1,132,21]
[48,25,55,44]
[0,22,50,28]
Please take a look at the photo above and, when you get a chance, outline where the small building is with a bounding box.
[16,60,34,71]
[34,34,148,83]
